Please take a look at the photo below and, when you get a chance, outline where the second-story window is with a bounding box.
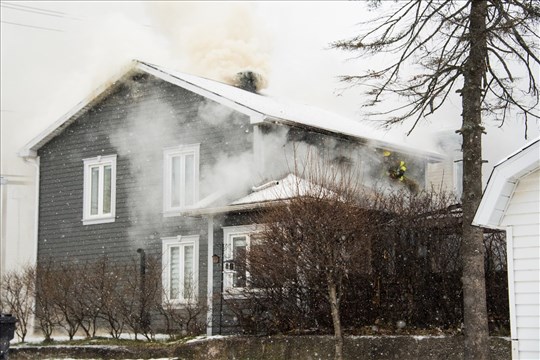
[83,154,117,225]
[163,144,199,213]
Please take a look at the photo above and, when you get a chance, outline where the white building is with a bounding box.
[0,171,37,279]
[474,138,540,360]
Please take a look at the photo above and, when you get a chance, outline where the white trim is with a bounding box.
[137,62,266,122]
[18,62,136,158]
[20,60,443,161]
[162,235,200,305]
[163,144,200,215]
[511,340,519,360]
[506,226,519,356]
[206,216,214,336]
[474,139,540,228]
[222,224,262,297]
[82,154,117,225]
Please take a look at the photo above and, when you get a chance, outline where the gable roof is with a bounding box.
[19,60,442,159]
[473,138,540,229]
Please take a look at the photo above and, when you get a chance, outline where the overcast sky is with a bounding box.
[2,1,538,183]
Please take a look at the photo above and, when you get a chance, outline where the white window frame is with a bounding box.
[222,225,262,297]
[163,144,200,215]
[82,154,117,225]
[162,235,200,305]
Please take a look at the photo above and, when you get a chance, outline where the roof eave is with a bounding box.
[136,61,266,122]
[179,199,290,217]
[19,61,139,157]
[260,116,444,161]
[18,60,267,157]
[473,139,540,228]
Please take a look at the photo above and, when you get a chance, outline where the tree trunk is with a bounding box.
[327,276,343,360]
[460,1,490,359]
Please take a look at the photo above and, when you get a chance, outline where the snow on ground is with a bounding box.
[11,332,170,344]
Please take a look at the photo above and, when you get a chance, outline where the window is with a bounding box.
[83,155,116,225]
[162,235,199,304]
[223,225,262,294]
[163,144,199,214]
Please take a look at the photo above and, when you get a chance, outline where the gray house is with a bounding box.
[19,60,444,335]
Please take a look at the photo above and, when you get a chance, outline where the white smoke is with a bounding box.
[146,2,272,88]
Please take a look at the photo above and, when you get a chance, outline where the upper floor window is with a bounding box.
[162,235,199,304]
[163,144,199,214]
[223,225,262,295]
[83,154,117,225]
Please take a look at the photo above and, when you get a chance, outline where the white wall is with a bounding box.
[0,173,36,279]
[502,169,540,360]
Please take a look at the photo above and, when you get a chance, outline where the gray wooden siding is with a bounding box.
[37,72,253,302]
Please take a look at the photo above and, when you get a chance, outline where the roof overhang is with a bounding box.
[18,60,266,159]
[473,138,540,229]
[257,115,444,161]
[19,59,443,160]
[19,62,139,159]
[179,199,287,217]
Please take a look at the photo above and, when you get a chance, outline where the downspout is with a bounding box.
[206,215,214,336]
[136,248,150,332]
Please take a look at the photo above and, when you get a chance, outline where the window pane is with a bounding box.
[232,236,247,288]
[170,247,180,299]
[183,245,194,299]
[171,156,181,207]
[103,165,112,214]
[184,154,195,206]
[90,167,99,215]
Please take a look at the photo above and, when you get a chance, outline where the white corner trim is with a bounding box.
[474,139,540,228]
[505,226,518,342]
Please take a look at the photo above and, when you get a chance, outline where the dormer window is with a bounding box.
[83,155,117,225]
[163,144,199,214]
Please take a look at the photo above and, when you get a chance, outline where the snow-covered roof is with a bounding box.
[182,173,334,216]
[231,174,328,205]
[19,60,442,159]
[473,138,540,229]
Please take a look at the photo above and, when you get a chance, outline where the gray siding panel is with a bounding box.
[37,73,253,302]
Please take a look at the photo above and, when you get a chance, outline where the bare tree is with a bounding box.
[158,276,207,339]
[0,265,35,342]
[250,161,375,360]
[332,1,539,358]
[50,263,81,340]
[35,261,61,342]
[95,260,126,339]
